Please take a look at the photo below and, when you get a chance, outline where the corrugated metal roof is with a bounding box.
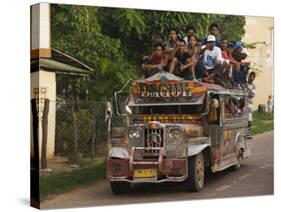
[51,48,93,72]
[38,58,92,75]
[30,48,93,76]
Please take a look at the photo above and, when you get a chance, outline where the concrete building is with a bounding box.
[242,16,274,110]
[31,3,92,160]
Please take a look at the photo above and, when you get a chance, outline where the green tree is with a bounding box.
[98,8,246,63]
[51,4,122,67]
[51,4,138,101]
[51,4,246,101]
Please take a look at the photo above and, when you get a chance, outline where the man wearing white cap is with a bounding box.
[196,35,224,84]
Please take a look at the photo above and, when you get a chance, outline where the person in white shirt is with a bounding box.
[246,72,256,139]
[196,35,224,83]
[267,95,273,112]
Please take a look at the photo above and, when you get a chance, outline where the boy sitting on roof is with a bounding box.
[220,38,241,88]
[232,42,251,88]
[201,23,221,53]
[168,39,196,80]
[163,27,178,54]
[196,35,224,85]
[183,25,196,46]
[141,43,168,78]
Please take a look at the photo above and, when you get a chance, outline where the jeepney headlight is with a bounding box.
[168,127,182,140]
[128,127,142,139]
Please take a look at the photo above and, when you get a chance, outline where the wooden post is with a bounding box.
[41,98,49,169]
[91,102,97,161]
[71,102,80,165]
[31,99,40,208]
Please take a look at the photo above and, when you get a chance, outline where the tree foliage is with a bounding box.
[51,5,137,101]
[51,4,246,101]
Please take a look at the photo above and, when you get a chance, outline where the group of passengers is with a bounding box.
[141,23,252,89]
[225,96,245,115]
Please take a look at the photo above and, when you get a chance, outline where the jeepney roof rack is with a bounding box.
[205,83,249,97]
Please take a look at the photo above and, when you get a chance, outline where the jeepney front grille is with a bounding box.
[144,128,164,156]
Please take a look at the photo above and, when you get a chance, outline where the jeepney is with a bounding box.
[107,72,250,194]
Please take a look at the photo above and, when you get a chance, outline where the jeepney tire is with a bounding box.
[233,147,242,171]
[110,181,131,195]
[187,152,205,192]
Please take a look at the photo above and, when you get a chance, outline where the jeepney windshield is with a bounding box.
[130,104,204,115]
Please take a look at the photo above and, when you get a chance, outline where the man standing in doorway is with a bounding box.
[246,72,256,139]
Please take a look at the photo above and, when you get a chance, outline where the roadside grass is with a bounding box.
[252,111,274,135]
[40,159,106,201]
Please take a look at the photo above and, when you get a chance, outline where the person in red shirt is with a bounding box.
[221,38,240,72]
[220,39,240,88]
[141,43,167,78]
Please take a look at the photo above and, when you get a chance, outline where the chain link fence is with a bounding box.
[54,101,111,164]
[31,99,125,171]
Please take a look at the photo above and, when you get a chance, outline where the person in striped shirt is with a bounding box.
[246,72,256,139]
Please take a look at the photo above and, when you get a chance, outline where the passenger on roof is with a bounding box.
[169,38,198,80]
[195,35,224,85]
[220,38,241,88]
[183,25,196,46]
[232,42,251,88]
[141,43,167,78]
[152,33,164,46]
[201,23,221,51]
[221,38,240,71]
[226,42,240,79]
[184,34,201,80]
[163,27,179,69]
[163,27,178,53]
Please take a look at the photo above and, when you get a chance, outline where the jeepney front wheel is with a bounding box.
[187,152,205,192]
[110,181,131,195]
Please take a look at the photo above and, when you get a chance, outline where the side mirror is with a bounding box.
[112,127,125,138]
[114,79,132,116]
[115,92,127,116]
[115,90,133,116]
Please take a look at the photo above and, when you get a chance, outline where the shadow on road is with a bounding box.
[123,164,250,196]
